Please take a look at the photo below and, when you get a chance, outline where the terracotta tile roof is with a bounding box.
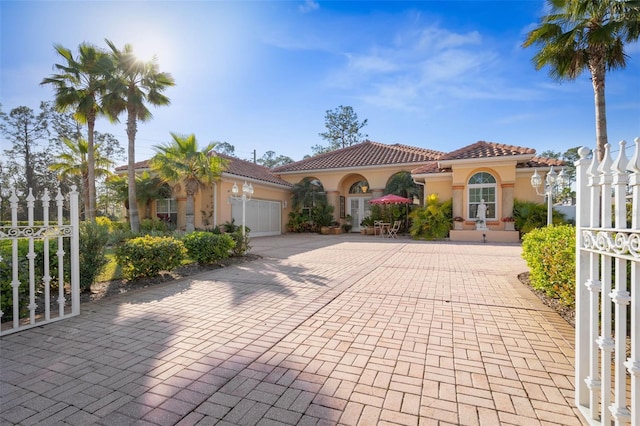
[114,160,150,172]
[518,157,566,168]
[115,154,292,187]
[440,141,536,160]
[216,153,292,187]
[411,162,451,174]
[272,141,444,173]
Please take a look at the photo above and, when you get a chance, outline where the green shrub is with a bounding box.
[183,231,235,264]
[521,225,575,307]
[513,199,566,237]
[114,235,186,280]
[102,220,133,245]
[0,238,63,322]
[409,194,452,240]
[95,216,114,231]
[229,229,251,256]
[78,221,110,292]
[140,217,169,234]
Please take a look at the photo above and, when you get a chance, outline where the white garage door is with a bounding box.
[231,199,282,237]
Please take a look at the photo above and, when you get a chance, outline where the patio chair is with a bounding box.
[386,220,401,238]
[374,220,384,237]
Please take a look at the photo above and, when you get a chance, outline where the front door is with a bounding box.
[349,196,371,232]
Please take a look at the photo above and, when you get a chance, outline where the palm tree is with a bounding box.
[291,178,326,211]
[385,171,420,199]
[41,43,113,220]
[49,137,114,219]
[150,133,226,232]
[135,171,171,219]
[523,0,640,161]
[105,174,130,219]
[102,39,175,232]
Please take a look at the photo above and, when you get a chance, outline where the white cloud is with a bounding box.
[326,23,517,110]
[299,0,319,14]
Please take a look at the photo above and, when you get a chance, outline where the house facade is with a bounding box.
[115,154,293,237]
[117,140,562,240]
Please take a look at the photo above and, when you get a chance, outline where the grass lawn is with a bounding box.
[96,247,121,282]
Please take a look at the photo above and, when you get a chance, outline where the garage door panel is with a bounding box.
[231,199,281,237]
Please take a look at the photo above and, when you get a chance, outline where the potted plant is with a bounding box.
[361,216,374,234]
[313,204,334,234]
[342,215,353,233]
[502,217,515,231]
[453,216,464,230]
[329,220,342,234]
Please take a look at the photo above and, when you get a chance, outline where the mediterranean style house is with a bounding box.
[116,140,563,241]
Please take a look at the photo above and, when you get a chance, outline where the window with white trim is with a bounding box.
[468,172,496,220]
[156,198,177,225]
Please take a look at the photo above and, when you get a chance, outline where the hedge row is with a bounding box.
[521,225,576,307]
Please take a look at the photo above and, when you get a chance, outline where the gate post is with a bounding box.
[69,186,80,316]
[574,146,591,410]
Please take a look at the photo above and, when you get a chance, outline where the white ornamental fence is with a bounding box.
[575,139,639,425]
[0,186,79,336]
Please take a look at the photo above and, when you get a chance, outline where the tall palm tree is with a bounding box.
[41,43,113,220]
[49,137,114,219]
[102,39,175,232]
[150,133,226,232]
[523,0,640,161]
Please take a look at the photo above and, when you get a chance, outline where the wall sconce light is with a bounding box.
[283,200,288,209]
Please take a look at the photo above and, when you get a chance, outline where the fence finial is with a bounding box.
[577,146,590,160]
[597,143,613,176]
[612,140,628,174]
[9,187,18,204]
[629,138,640,173]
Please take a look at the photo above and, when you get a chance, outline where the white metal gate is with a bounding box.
[575,140,639,425]
[0,186,80,336]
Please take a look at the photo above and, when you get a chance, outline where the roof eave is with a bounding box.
[438,153,536,167]
[275,161,439,175]
[221,172,293,189]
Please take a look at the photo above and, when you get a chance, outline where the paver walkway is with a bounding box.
[0,234,585,425]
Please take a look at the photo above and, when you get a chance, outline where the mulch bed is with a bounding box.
[81,254,261,304]
[517,271,576,327]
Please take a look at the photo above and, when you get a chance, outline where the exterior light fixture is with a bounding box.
[230,181,254,237]
[530,166,568,225]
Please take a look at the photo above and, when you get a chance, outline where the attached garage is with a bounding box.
[231,199,282,237]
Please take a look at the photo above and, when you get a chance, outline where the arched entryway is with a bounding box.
[346,179,371,232]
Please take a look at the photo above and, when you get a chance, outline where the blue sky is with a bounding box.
[2,1,639,164]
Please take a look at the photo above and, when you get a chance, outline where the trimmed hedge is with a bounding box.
[114,235,186,280]
[521,225,575,307]
[183,231,235,264]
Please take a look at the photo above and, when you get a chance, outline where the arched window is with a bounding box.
[349,180,369,194]
[468,172,496,220]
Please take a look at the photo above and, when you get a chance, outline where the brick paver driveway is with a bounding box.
[1,234,585,425]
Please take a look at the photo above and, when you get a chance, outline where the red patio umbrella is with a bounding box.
[368,194,414,234]
[368,194,413,205]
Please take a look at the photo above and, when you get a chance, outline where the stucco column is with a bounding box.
[501,183,514,218]
[452,185,464,218]
[326,191,340,221]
